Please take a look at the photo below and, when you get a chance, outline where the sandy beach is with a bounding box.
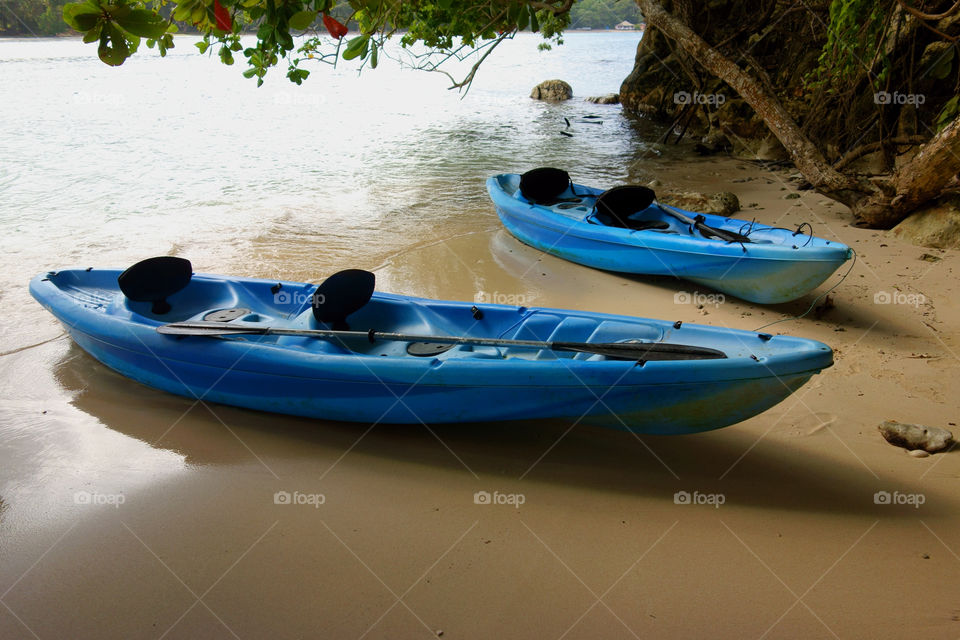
[2,152,959,639]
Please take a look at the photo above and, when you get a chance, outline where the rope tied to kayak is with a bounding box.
[752,247,858,332]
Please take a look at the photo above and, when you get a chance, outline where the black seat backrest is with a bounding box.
[519,167,571,204]
[118,256,193,315]
[312,269,376,331]
[593,185,657,228]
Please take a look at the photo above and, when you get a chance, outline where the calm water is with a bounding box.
[0,31,652,351]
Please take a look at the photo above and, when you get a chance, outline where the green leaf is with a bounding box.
[82,24,102,42]
[937,95,959,132]
[516,3,529,31]
[927,47,954,81]
[288,10,316,30]
[97,22,129,66]
[172,3,192,21]
[115,9,167,38]
[528,6,538,32]
[342,34,368,60]
[369,40,377,68]
[195,39,210,53]
[190,3,206,24]
[63,2,101,32]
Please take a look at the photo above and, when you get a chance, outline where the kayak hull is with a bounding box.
[31,268,834,435]
[487,174,852,304]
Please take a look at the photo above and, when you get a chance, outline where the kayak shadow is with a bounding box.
[55,343,948,517]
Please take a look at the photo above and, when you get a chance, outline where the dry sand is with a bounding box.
[2,155,959,639]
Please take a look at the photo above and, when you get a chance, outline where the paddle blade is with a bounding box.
[157,321,265,336]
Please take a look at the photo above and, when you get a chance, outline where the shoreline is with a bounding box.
[2,152,958,638]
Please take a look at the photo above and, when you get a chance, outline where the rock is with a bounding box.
[909,450,930,458]
[701,129,731,152]
[879,420,953,453]
[891,195,960,249]
[531,80,572,101]
[784,193,801,200]
[920,41,953,78]
[755,134,789,162]
[659,191,740,216]
[586,93,619,104]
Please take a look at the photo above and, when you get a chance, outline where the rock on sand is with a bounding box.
[879,420,954,453]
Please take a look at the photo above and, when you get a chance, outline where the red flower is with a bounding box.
[322,13,347,39]
[214,0,232,31]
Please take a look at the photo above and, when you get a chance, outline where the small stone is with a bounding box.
[879,420,954,453]
[436,630,444,637]
[922,553,930,559]
[920,253,942,262]
[784,193,801,200]
[909,449,930,458]
[585,93,619,104]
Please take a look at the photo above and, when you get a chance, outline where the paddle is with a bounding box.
[656,203,751,244]
[157,321,727,361]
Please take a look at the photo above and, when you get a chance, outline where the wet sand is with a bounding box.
[2,155,959,639]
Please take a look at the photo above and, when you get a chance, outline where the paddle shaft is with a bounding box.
[158,322,727,361]
[658,204,746,244]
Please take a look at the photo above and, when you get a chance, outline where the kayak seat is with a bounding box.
[118,256,193,315]
[593,185,658,229]
[312,269,376,331]
[519,167,573,205]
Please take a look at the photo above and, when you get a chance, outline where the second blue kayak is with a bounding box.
[487,171,852,304]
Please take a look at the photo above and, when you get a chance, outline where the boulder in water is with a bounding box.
[531,80,572,101]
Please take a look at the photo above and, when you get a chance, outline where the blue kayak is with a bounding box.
[29,258,834,435]
[487,170,853,304]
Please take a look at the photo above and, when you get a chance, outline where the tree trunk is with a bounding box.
[635,0,870,207]
[633,0,960,229]
[852,117,960,227]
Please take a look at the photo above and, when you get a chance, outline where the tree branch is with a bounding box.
[834,135,929,171]
[635,0,866,205]
[896,0,960,21]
